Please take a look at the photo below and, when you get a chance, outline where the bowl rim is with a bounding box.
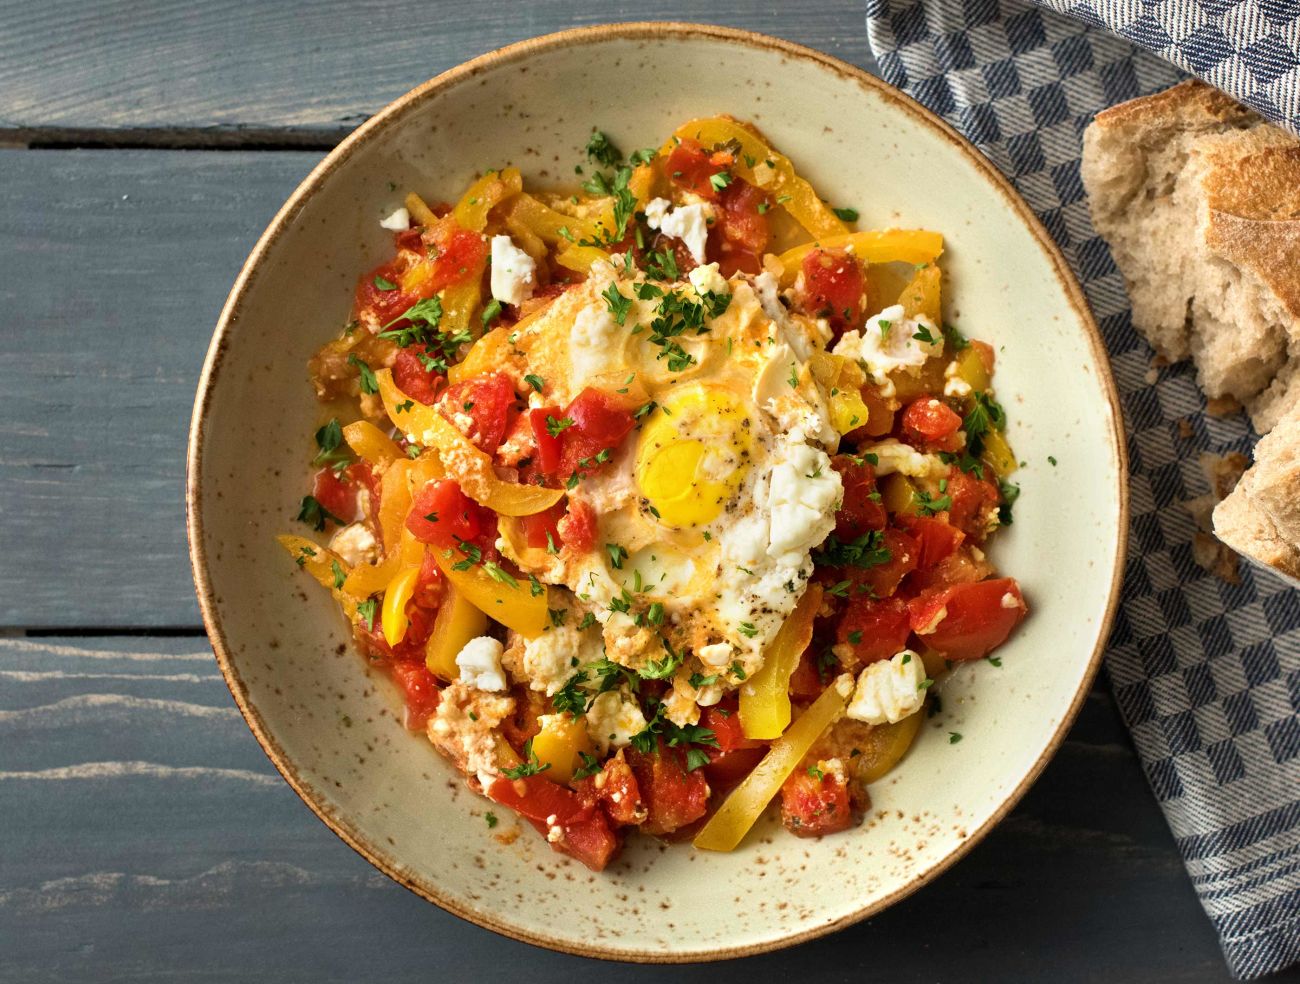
[186,20,1130,964]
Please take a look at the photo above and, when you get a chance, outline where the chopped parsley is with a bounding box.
[372,275,397,291]
[501,738,551,779]
[602,283,633,325]
[485,811,499,829]
[948,732,963,744]
[585,129,621,168]
[962,391,1007,456]
[480,298,502,328]
[523,373,545,393]
[572,752,603,780]
[813,530,891,569]
[296,495,343,531]
[831,206,859,222]
[355,597,378,631]
[942,323,969,351]
[312,418,353,471]
[998,480,1021,526]
[709,171,733,193]
[807,764,826,780]
[546,415,576,438]
[605,543,628,569]
[378,295,442,347]
[348,354,379,395]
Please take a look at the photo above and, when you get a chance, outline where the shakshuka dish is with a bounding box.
[281,117,1027,870]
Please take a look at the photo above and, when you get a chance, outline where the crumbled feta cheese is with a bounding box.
[521,620,602,695]
[943,360,972,397]
[489,235,536,307]
[456,636,508,691]
[644,197,712,264]
[328,523,376,566]
[584,690,648,755]
[688,261,728,298]
[831,303,943,391]
[379,206,410,231]
[569,301,622,384]
[698,642,733,669]
[846,650,927,725]
[427,682,515,789]
[766,445,842,558]
[1001,591,1021,610]
[865,439,949,480]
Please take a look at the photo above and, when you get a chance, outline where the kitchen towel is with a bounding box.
[864,0,1300,978]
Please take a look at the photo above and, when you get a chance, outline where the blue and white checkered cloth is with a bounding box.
[863,1,1300,977]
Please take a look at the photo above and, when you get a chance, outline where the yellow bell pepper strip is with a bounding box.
[664,117,847,239]
[694,674,854,852]
[404,192,437,227]
[377,458,413,555]
[981,427,1018,477]
[343,420,402,465]
[854,708,925,783]
[880,472,920,516]
[503,215,548,264]
[953,344,992,393]
[498,194,602,247]
[739,584,823,739]
[453,167,522,232]
[276,534,358,619]
[440,278,482,340]
[343,552,399,600]
[777,229,945,287]
[381,564,422,646]
[530,713,597,785]
[898,263,942,324]
[810,353,872,437]
[555,244,614,275]
[424,584,487,681]
[376,368,563,516]
[429,546,549,639]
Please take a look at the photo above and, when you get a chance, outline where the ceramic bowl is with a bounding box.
[188,22,1127,961]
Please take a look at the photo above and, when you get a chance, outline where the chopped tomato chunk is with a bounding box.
[780,766,858,838]
[575,751,646,827]
[710,179,769,276]
[901,398,963,449]
[908,577,1027,661]
[800,248,866,340]
[627,743,710,836]
[897,515,965,570]
[406,478,491,550]
[827,527,920,600]
[312,466,358,525]
[945,468,1001,540]
[439,373,516,452]
[392,343,444,406]
[519,500,566,551]
[387,660,441,732]
[836,594,912,664]
[487,774,620,871]
[666,137,731,201]
[528,406,564,475]
[833,456,887,538]
[556,498,597,554]
[699,702,767,786]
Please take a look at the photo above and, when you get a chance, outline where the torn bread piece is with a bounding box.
[1081,80,1300,433]
[1214,403,1300,583]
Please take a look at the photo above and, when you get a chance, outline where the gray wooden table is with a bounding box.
[3,3,1296,980]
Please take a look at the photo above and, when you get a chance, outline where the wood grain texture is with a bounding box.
[0,149,323,628]
[0,635,1265,984]
[0,0,877,141]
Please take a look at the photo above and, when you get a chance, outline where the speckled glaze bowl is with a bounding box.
[188,23,1127,961]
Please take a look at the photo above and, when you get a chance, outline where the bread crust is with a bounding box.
[1091,79,1256,133]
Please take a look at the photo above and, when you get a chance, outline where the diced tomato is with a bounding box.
[780,767,858,838]
[831,527,920,599]
[555,388,637,482]
[556,498,597,555]
[312,466,358,525]
[836,594,912,664]
[412,549,443,610]
[392,343,444,406]
[800,248,866,340]
[387,660,441,731]
[710,180,769,276]
[699,703,767,787]
[520,500,566,551]
[528,406,564,475]
[666,137,731,201]
[422,217,490,291]
[833,456,887,538]
[487,775,620,871]
[908,577,1027,661]
[439,373,516,453]
[346,460,381,508]
[900,398,963,450]
[405,478,491,550]
[498,688,546,750]
[946,468,1001,539]
[575,751,646,827]
[897,515,964,570]
[906,546,992,593]
[627,743,710,836]
[849,383,897,439]
[355,265,419,327]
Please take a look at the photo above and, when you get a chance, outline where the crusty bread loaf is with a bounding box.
[1081,80,1300,433]
[1214,401,1300,582]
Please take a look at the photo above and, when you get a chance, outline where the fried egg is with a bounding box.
[493,258,844,724]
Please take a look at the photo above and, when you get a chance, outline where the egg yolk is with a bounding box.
[635,385,752,528]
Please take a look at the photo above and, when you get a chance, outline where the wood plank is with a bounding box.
[0,0,877,140]
[0,149,323,628]
[0,636,1261,983]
